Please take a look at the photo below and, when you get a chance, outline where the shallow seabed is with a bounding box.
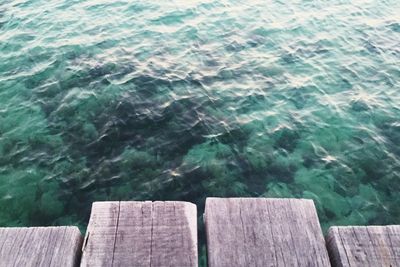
[0,0,400,261]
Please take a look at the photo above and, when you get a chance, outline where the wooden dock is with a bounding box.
[204,198,330,266]
[0,226,82,267]
[80,201,197,267]
[327,226,400,267]
[0,198,399,266]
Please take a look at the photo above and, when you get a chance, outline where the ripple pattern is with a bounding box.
[0,0,400,260]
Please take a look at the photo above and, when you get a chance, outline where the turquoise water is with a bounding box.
[1,0,400,254]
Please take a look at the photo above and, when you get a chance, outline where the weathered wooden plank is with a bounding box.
[204,197,330,267]
[81,201,197,267]
[0,226,82,267]
[327,225,400,267]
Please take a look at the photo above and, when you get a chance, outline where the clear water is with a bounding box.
[1,0,400,260]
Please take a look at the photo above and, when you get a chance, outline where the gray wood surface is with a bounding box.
[0,226,82,267]
[204,197,330,267]
[327,225,400,267]
[80,201,197,267]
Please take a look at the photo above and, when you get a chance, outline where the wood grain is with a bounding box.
[327,225,400,267]
[204,197,330,267]
[80,201,197,267]
[0,226,82,267]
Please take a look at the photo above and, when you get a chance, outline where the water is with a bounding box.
[1,0,400,262]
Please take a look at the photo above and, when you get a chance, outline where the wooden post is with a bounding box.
[80,201,198,267]
[327,226,400,267]
[204,197,330,267]
[0,226,82,267]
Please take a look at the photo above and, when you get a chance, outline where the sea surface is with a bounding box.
[1,0,400,263]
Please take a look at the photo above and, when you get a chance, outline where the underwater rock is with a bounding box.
[281,53,300,64]
[268,160,296,183]
[350,99,370,112]
[218,127,249,145]
[271,126,300,153]
[225,40,246,52]
[389,22,400,32]
[265,182,293,198]
[39,192,64,219]
[243,147,271,173]
[118,147,158,170]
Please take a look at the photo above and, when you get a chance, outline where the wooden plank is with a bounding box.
[81,201,197,267]
[327,225,400,267]
[0,226,82,267]
[204,197,330,267]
